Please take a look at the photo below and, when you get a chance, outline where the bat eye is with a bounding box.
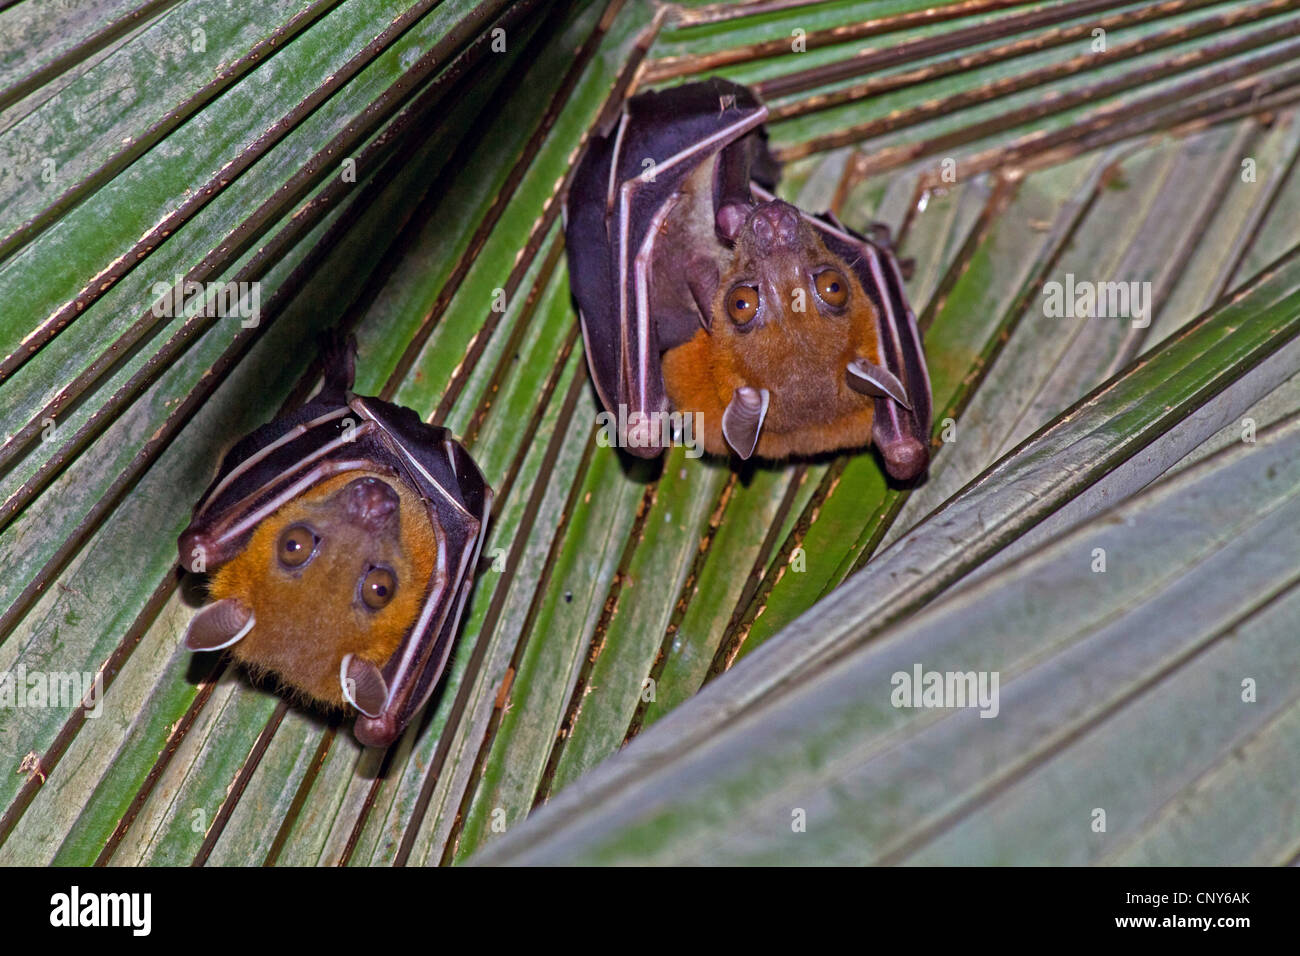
[361,566,397,610]
[277,524,318,569]
[815,269,849,308]
[726,285,760,324]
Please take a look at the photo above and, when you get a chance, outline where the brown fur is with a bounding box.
[208,471,438,706]
[661,222,881,459]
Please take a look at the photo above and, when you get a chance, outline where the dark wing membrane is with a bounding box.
[179,400,388,568]
[349,396,492,748]
[564,77,767,455]
[803,207,933,480]
[565,129,621,414]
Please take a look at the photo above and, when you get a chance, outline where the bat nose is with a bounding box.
[748,201,801,252]
[344,477,399,532]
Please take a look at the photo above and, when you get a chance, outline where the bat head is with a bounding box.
[187,471,438,712]
[663,200,883,459]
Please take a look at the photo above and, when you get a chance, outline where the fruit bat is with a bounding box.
[563,77,932,480]
[177,336,492,748]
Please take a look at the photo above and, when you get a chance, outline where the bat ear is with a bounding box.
[184,598,254,651]
[722,386,769,460]
[340,654,388,719]
[847,358,912,410]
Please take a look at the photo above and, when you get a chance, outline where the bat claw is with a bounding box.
[722,386,769,460]
[868,221,894,249]
[184,598,254,652]
[340,654,388,719]
[847,358,911,409]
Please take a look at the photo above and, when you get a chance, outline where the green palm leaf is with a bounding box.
[0,0,1297,866]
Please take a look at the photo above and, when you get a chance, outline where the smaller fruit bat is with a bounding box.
[177,336,491,748]
[563,77,931,479]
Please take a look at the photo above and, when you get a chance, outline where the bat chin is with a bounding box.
[742,200,803,255]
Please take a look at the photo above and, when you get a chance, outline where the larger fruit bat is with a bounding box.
[564,77,931,479]
[177,336,491,748]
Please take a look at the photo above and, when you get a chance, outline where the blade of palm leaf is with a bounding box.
[0,0,178,115]
[881,124,1258,554]
[755,0,1245,105]
[772,25,1300,163]
[468,409,1300,865]
[887,51,1300,190]
[542,452,733,796]
[1226,122,1300,283]
[1109,689,1300,864]
[1163,370,1300,478]
[0,0,477,386]
[722,418,1300,865]
[1178,111,1300,325]
[0,0,344,262]
[450,427,657,861]
[646,0,1054,80]
[962,266,1300,590]
[669,0,867,30]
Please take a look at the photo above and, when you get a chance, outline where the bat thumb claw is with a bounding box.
[847,358,911,409]
[722,386,769,460]
[340,654,389,719]
[868,222,894,248]
[184,598,254,652]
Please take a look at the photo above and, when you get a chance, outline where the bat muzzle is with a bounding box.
[344,476,400,533]
[746,200,802,253]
